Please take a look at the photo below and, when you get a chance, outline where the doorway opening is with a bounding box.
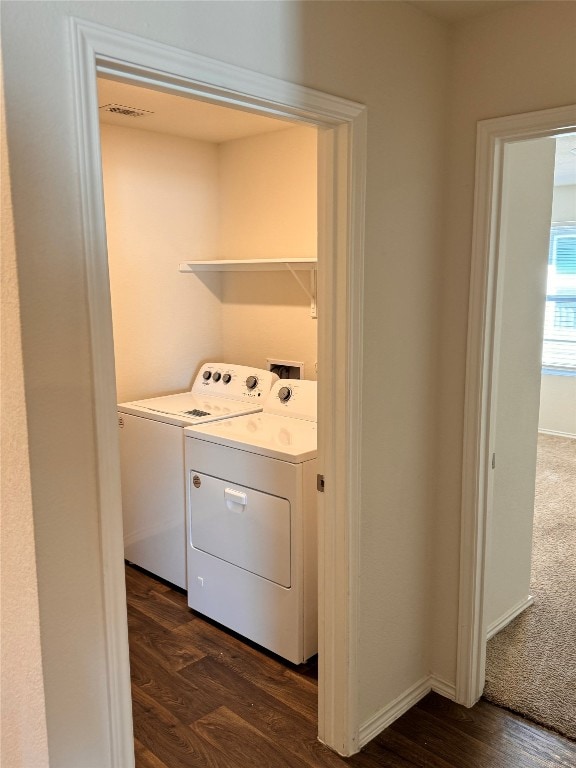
[457,104,576,716]
[97,74,323,760]
[481,133,576,737]
[71,18,366,764]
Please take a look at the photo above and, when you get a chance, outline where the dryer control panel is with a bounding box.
[264,379,317,422]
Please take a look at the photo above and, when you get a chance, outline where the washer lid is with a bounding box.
[184,412,317,463]
[117,392,264,427]
[117,362,278,426]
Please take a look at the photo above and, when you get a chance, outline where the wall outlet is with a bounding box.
[267,358,304,379]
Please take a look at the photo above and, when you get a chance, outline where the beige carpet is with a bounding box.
[483,433,576,740]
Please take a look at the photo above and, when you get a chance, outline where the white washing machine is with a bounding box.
[117,363,278,589]
[184,379,318,664]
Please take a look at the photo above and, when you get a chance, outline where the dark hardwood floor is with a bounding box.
[126,564,575,767]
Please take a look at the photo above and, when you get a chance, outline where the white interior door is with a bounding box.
[485,137,556,632]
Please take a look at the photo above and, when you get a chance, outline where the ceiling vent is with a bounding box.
[100,103,154,118]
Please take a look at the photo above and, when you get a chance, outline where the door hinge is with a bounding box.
[492,453,496,470]
[317,474,325,493]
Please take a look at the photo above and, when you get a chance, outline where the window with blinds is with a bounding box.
[542,224,576,374]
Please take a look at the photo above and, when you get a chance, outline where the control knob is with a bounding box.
[203,370,212,381]
[222,373,232,384]
[245,375,258,390]
[278,386,292,403]
[212,371,221,382]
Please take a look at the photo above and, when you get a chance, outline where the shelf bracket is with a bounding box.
[285,263,317,319]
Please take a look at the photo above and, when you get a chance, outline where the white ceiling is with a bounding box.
[97,77,295,144]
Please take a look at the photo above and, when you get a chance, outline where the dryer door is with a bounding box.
[189,471,291,588]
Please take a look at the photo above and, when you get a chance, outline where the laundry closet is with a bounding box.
[98,77,319,664]
[98,77,318,405]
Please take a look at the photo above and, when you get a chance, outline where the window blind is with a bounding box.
[542,225,576,374]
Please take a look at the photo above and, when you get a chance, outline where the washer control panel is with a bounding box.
[192,363,278,402]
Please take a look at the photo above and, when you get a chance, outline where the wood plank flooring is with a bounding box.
[126,565,576,767]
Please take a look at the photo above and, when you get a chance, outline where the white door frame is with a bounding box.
[70,18,367,764]
[457,103,576,706]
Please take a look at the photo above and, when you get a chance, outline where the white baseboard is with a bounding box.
[359,673,458,748]
[358,676,430,747]
[538,429,576,440]
[487,595,534,640]
[430,675,457,701]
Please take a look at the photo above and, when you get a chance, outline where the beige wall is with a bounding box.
[433,0,576,683]
[101,121,317,403]
[552,184,576,223]
[219,126,318,377]
[1,70,49,767]
[539,375,576,436]
[101,124,222,402]
[219,126,317,261]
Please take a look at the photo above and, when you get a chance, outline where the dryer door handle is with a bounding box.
[224,487,247,513]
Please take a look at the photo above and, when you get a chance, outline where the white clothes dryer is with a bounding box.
[118,363,278,588]
[184,379,317,664]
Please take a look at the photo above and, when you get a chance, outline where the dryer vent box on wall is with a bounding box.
[267,359,304,380]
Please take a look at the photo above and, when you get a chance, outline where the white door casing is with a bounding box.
[457,104,576,707]
[70,17,366,764]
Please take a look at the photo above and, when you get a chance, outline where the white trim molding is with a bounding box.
[69,17,366,764]
[538,429,576,440]
[457,103,576,708]
[358,672,459,749]
[316,110,367,757]
[358,672,458,749]
[486,595,534,640]
[430,675,457,701]
[358,676,431,748]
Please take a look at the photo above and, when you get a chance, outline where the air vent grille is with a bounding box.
[100,103,154,118]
